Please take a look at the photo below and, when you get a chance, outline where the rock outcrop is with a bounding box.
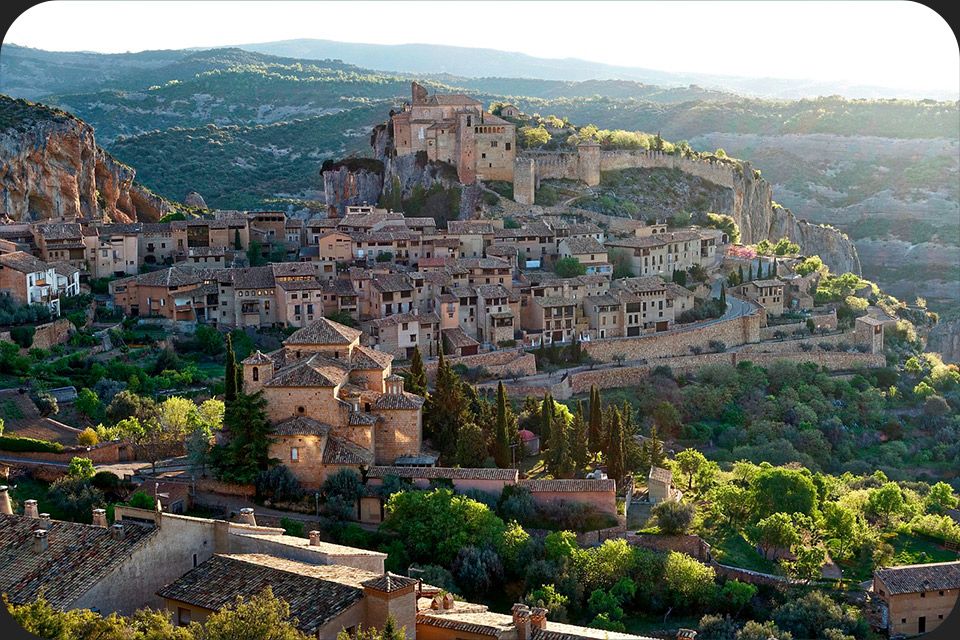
[184,191,207,209]
[928,319,960,364]
[322,160,384,217]
[731,160,861,275]
[0,95,170,223]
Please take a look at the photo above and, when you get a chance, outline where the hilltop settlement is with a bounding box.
[0,83,958,640]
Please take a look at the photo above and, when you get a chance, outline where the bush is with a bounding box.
[77,427,99,446]
[67,457,96,480]
[0,435,64,453]
[653,500,696,535]
[10,325,35,349]
[255,466,304,503]
[128,490,156,510]
[91,471,121,491]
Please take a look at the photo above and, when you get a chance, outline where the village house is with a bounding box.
[559,236,612,276]
[736,279,785,317]
[392,82,516,184]
[604,229,704,279]
[85,223,140,278]
[139,222,188,265]
[32,222,87,274]
[873,560,960,636]
[0,250,75,315]
[447,220,501,259]
[363,310,441,359]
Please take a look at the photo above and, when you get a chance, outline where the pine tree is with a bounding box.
[407,346,427,397]
[605,407,625,484]
[588,386,603,456]
[225,333,238,402]
[540,392,553,448]
[571,400,589,471]
[493,381,511,467]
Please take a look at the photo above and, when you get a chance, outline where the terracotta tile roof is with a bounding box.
[0,251,49,274]
[562,237,606,255]
[285,318,362,346]
[519,479,616,492]
[0,513,157,608]
[373,391,425,411]
[352,345,394,370]
[266,354,350,388]
[533,623,654,639]
[156,554,364,634]
[475,284,511,299]
[36,223,82,240]
[323,436,374,466]
[276,278,324,291]
[875,561,960,595]
[130,266,206,288]
[649,466,673,484]
[566,222,603,236]
[272,262,320,278]
[442,327,480,349]
[367,466,519,481]
[231,266,276,289]
[241,350,274,367]
[348,412,379,426]
[371,274,414,293]
[360,572,419,593]
[448,221,497,235]
[272,416,332,436]
[456,257,511,270]
[750,279,784,288]
[416,611,507,637]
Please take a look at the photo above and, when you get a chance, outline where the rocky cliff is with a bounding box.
[322,159,384,216]
[0,95,170,223]
[732,161,861,275]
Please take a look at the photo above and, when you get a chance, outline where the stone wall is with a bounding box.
[713,562,798,587]
[584,310,762,363]
[513,157,536,205]
[0,441,122,464]
[576,524,628,547]
[423,349,537,381]
[195,477,256,498]
[625,533,712,561]
[738,331,853,354]
[30,318,75,350]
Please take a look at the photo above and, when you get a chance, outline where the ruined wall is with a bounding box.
[423,350,537,381]
[30,318,75,350]
[513,157,536,205]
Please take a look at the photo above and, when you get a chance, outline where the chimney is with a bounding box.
[33,529,48,553]
[0,486,11,515]
[24,499,39,518]
[238,508,257,526]
[511,604,531,640]
[39,513,51,530]
[677,630,698,640]
[530,607,547,631]
[309,530,321,546]
[110,523,125,540]
[92,508,108,527]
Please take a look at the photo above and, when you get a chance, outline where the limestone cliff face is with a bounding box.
[928,319,960,364]
[699,158,861,276]
[322,163,384,216]
[0,97,170,222]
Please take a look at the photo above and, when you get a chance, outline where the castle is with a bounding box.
[241,317,425,487]
[391,82,516,184]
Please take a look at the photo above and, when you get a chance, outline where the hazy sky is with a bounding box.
[4,1,958,94]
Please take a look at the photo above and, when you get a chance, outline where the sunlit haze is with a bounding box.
[4,1,958,96]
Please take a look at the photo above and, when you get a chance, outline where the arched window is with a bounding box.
[252,367,259,381]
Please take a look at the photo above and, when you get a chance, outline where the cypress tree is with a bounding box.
[234,229,242,250]
[407,346,427,396]
[571,400,589,471]
[648,425,666,470]
[547,402,573,478]
[748,263,754,281]
[588,386,603,456]
[737,264,745,285]
[605,407,625,484]
[493,381,511,467]
[540,392,553,448]
[719,284,727,305]
[225,333,237,402]
[425,347,469,460]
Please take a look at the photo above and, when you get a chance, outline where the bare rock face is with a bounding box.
[731,161,861,275]
[928,319,960,364]
[184,191,207,209]
[0,96,170,222]
[322,161,384,216]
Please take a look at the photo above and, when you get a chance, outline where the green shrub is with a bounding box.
[0,435,64,453]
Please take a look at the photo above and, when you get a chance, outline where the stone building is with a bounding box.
[0,250,73,316]
[240,318,425,487]
[647,466,675,504]
[605,230,705,279]
[736,279,785,317]
[873,561,960,636]
[391,82,516,184]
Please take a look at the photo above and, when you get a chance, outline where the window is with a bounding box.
[177,608,191,626]
[297,406,305,414]
[252,367,259,381]
[901,619,907,624]
[290,447,299,461]
[491,141,498,148]
[939,591,945,596]
[192,553,198,567]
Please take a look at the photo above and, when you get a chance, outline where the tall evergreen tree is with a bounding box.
[588,386,603,456]
[605,407,625,485]
[548,403,573,478]
[647,425,666,470]
[493,381,511,467]
[540,392,553,448]
[214,391,273,483]
[407,346,427,397]
[225,333,238,402]
[571,400,590,471]
[748,263,754,281]
[737,264,745,285]
[234,229,242,250]
[424,348,469,460]
[719,284,727,305]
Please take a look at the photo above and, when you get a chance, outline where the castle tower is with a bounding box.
[513,157,536,205]
[577,141,601,186]
[456,112,478,184]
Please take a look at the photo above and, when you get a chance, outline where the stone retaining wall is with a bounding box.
[30,318,76,350]
[625,533,713,561]
[584,310,762,363]
[424,350,537,381]
[739,331,853,354]
[0,441,123,464]
[195,477,256,498]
